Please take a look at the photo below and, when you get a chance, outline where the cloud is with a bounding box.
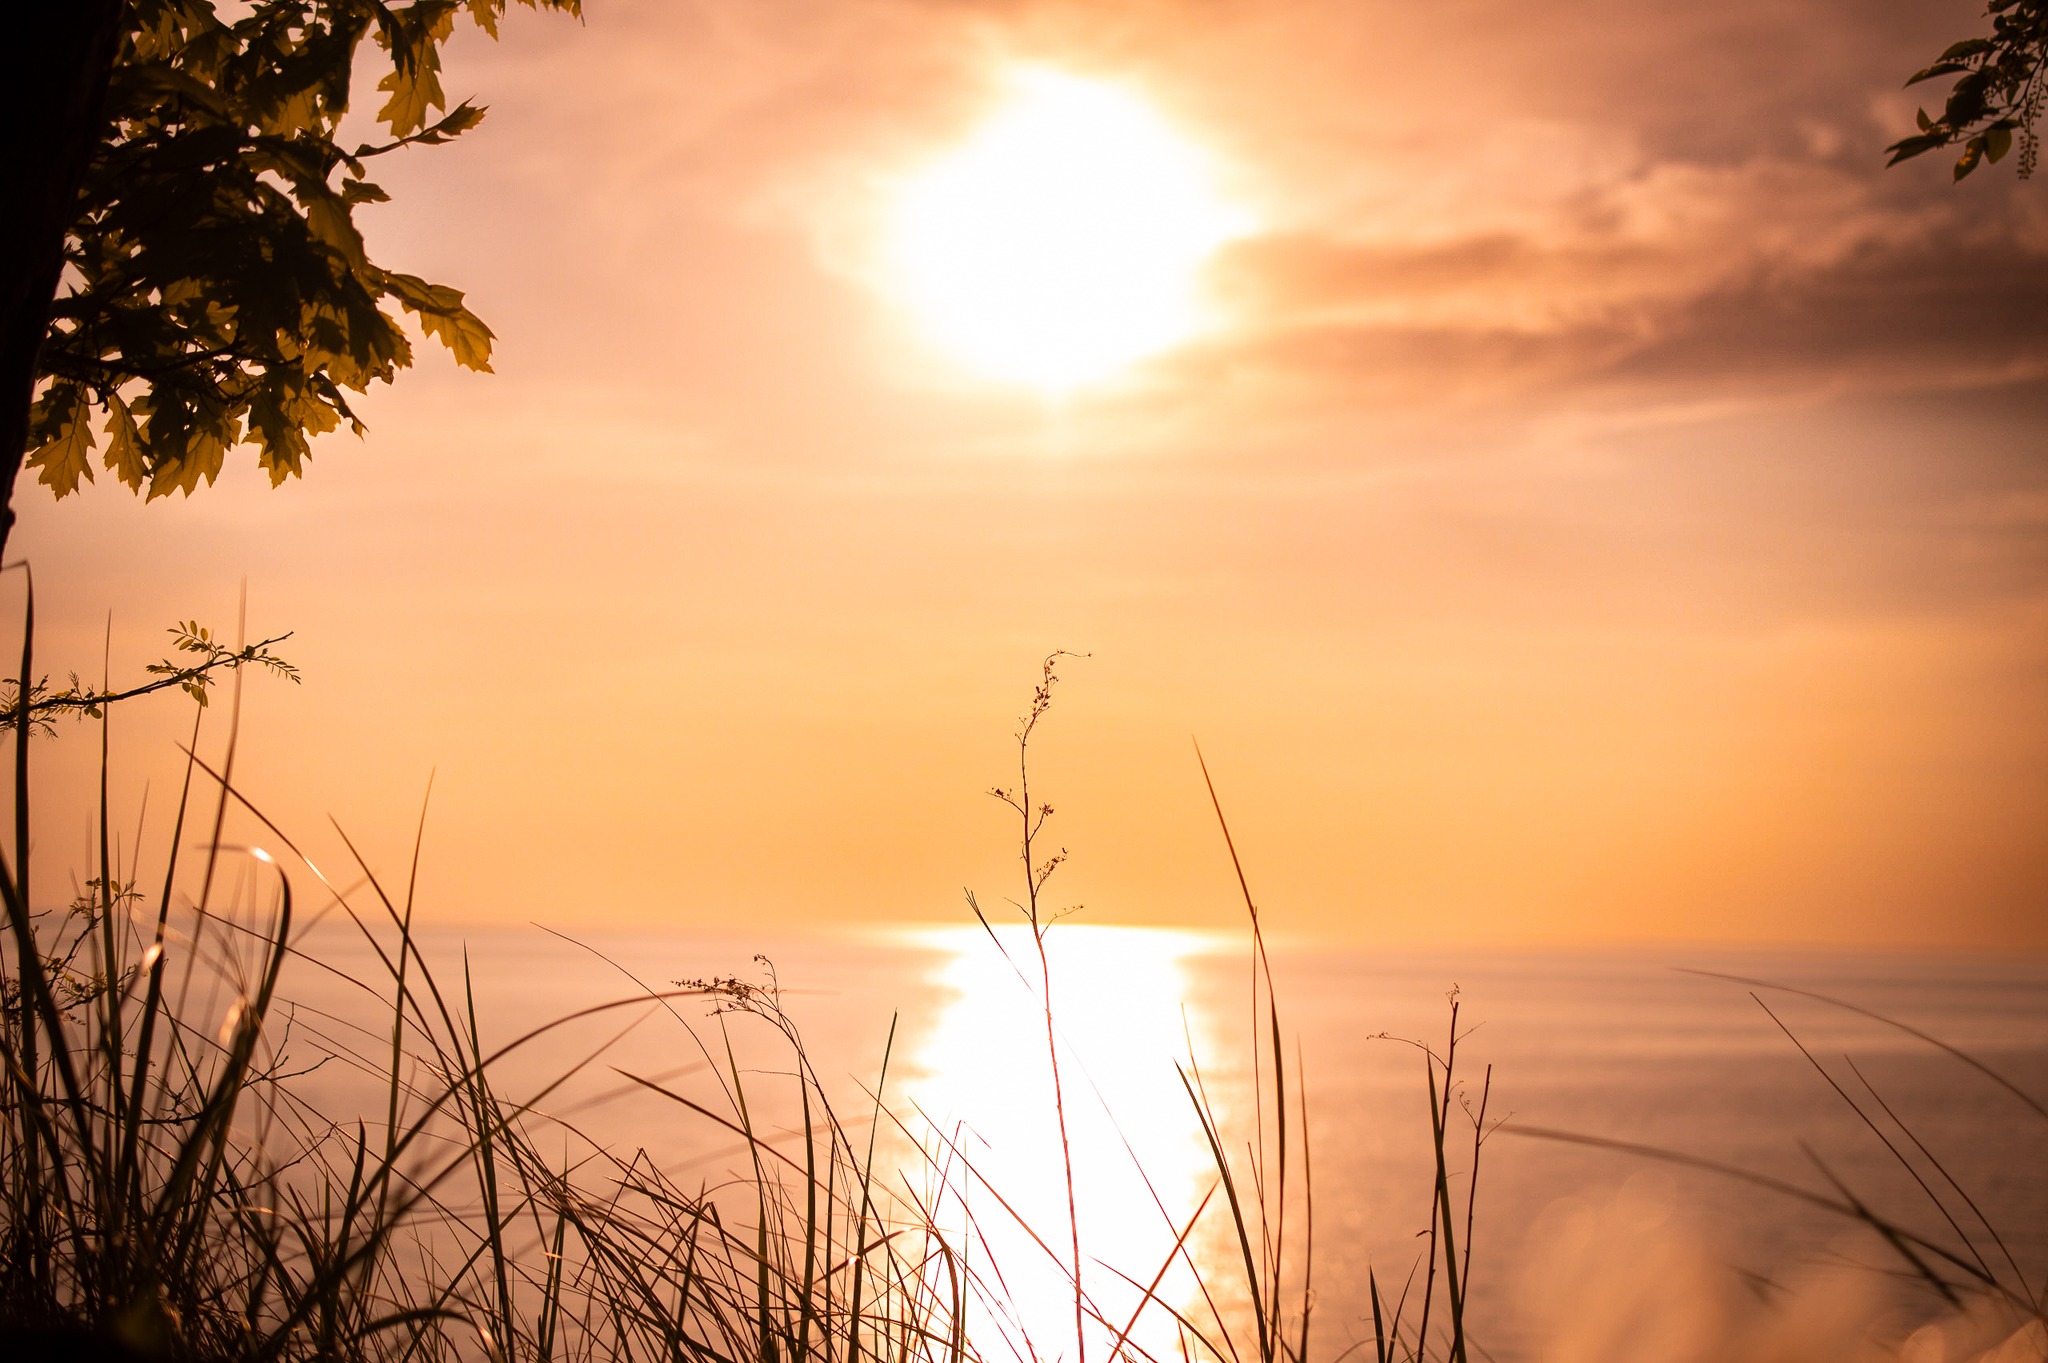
[1201,216,2048,413]
[1200,140,2048,411]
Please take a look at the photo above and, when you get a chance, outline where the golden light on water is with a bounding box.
[903,925,1226,1361]
[885,67,1250,394]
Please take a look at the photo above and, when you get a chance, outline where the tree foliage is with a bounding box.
[19,0,577,510]
[1888,0,2047,181]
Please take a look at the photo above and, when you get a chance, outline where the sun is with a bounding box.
[885,67,1250,394]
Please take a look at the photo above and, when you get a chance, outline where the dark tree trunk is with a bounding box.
[0,0,125,564]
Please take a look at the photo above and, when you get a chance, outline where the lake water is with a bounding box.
[268,920,2048,1363]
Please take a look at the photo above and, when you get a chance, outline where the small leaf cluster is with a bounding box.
[0,882,146,1028]
[145,618,301,705]
[1888,0,2047,181]
[26,0,578,503]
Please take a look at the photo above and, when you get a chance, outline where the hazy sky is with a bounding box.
[16,0,2048,946]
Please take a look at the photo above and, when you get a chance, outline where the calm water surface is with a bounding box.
[274,923,2048,1363]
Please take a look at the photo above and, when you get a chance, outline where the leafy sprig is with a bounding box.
[1888,0,2047,180]
[1,619,297,735]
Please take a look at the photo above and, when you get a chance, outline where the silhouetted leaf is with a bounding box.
[146,422,230,500]
[1885,132,1946,164]
[1955,136,1986,179]
[1908,62,1970,86]
[103,396,146,491]
[419,304,495,373]
[381,271,495,370]
[26,384,96,498]
[374,6,455,136]
[306,198,365,268]
[411,100,487,144]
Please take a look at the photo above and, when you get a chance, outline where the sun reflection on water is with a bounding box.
[899,924,1227,1363]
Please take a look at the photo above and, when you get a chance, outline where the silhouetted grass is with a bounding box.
[1509,971,2048,1342]
[0,587,992,1363]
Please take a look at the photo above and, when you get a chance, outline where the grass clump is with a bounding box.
[0,590,981,1363]
[956,657,1491,1363]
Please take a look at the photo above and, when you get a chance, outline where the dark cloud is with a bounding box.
[1207,228,2047,402]
[1595,235,2048,394]
[1197,176,2048,416]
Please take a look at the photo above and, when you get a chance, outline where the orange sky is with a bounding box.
[14,0,2048,947]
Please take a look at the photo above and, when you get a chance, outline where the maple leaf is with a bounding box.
[102,395,146,490]
[374,6,455,137]
[257,84,324,137]
[384,271,496,371]
[147,422,230,500]
[26,383,97,498]
[375,63,444,140]
[304,188,368,268]
[419,303,495,372]
[246,386,310,484]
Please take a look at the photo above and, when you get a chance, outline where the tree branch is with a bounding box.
[2,631,296,733]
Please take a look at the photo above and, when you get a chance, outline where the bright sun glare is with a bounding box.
[887,67,1249,393]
